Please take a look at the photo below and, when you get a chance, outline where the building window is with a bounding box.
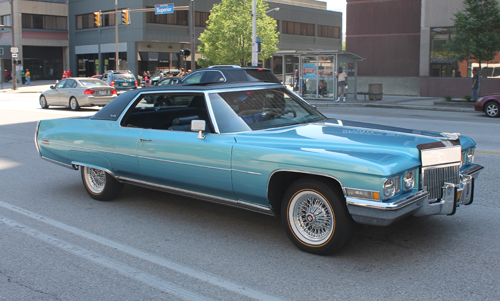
[195,12,209,27]
[1,15,12,27]
[22,14,67,30]
[282,21,314,36]
[318,25,340,38]
[76,13,96,29]
[430,27,459,77]
[146,9,188,26]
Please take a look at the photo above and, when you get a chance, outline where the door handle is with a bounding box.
[139,138,152,142]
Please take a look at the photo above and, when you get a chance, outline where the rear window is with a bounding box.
[244,69,281,83]
[79,79,109,86]
[114,74,136,80]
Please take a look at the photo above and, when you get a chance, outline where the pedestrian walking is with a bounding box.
[20,70,26,85]
[66,69,72,78]
[335,67,347,102]
[62,70,68,79]
[4,69,11,82]
[471,67,479,101]
[25,69,31,85]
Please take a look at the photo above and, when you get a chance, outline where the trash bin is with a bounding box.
[368,84,383,101]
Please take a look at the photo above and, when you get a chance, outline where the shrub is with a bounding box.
[444,95,452,102]
[464,95,472,102]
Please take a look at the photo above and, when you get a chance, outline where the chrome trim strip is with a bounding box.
[231,169,262,176]
[346,190,429,211]
[41,156,74,169]
[462,164,484,176]
[268,169,346,199]
[34,121,41,156]
[43,141,136,158]
[204,91,220,134]
[117,176,274,215]
[135,155,231,172]
[41,141,261,175]
[71,162,117,178]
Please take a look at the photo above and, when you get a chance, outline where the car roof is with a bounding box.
[91,82,285,121]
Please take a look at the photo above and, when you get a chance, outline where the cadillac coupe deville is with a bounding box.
[35,82,483,255]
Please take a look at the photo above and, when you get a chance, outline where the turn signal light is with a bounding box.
[84,89,96,95]
[134,80,138,86]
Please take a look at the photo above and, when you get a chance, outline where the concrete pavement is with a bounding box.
[0,79,476,113]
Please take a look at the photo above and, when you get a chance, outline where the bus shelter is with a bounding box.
[272,50,365,100]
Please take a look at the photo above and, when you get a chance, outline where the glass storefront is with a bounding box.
[23,46,63,80]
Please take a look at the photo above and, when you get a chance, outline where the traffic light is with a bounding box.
[121,9,130,25]
[180,49,191,57]
[94,11,101,27]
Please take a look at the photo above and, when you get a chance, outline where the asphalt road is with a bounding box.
[0,93,499,300]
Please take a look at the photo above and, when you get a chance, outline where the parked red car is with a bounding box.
[475,94,500,117]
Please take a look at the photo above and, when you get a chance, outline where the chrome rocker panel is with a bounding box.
[346,164,483,226]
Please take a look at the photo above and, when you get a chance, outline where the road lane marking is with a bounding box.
[477,150,500,155]
[0,215,212,301]
[0,201,284,301]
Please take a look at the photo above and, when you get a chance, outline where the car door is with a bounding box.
[46,79,67,105]
[129,92,237,201]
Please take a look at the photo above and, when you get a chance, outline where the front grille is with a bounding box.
[423,164,460,199]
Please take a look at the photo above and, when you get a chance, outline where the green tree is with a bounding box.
[198,0,279,66]
[447,0,500,70]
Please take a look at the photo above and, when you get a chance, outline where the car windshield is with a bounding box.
[114,73,135,80]
[209,87,327,133]
[79,79,109,86]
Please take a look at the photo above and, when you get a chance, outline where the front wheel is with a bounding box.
[39,95,49,109]
[81,166,123,201]
[69,97,80,111]
[485,102,499,117]
[281,178,353,255]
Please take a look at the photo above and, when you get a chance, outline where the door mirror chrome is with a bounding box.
[191,120,206,140]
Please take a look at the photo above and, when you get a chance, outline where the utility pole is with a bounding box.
[9,0,17,90]
[190,0,196,71]
[251,0,257,66]
[115,0,119,70]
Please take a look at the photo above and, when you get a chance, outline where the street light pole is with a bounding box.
[9,0,17,90]
[251,0,257,66]
[115,0,119,70]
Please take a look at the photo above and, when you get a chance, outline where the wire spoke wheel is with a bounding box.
[81,166,123,201]
[84,167,106,194]
[290,191,334,245]
[281,178,353,255]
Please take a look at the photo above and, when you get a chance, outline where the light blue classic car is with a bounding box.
[35,82,483,255]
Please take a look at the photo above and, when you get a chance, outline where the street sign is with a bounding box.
[10,47,19,53]
[11,53,18,58]
[155,3,174,15]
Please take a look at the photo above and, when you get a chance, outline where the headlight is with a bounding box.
[383,178,396,199]
[466,148,475,165]
[476,97,483,102]
[403,170,415,190]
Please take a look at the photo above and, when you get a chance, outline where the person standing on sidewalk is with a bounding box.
[471,67,479,101]
[25,69,31,85]
[20,70,26,85]
[336,67,347,102]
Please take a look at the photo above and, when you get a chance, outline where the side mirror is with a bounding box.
[50,85,55,89]
[191,120,206,140]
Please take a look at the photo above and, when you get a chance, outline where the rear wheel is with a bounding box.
[485,101,499,117]
[69,97,80,111]
[81,166,123,201]
[39,95,49,109]
[281,177,353,255]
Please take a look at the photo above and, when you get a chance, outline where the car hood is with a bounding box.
[232,119,475,175]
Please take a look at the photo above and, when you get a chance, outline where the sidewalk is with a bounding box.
[0,80,476,113]
[0,79,55,94]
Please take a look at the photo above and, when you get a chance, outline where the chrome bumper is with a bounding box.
[346,164,484,226]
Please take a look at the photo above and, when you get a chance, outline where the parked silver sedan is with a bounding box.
[39,77,117,110]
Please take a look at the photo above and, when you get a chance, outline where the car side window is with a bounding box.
[182,72,203,84]
[55,80,66,89]
[64,80,77,88]
[200,71,225,83]
[120,93,213,133]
